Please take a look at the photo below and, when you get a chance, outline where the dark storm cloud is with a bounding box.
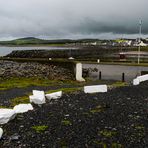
[68,19,148,35]
[0,0,147,39]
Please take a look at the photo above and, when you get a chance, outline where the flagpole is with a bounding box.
[138,20,142,64]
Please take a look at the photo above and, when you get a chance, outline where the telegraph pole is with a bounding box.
[138,20,142,64]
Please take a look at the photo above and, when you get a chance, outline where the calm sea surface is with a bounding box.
[0,46,77,56]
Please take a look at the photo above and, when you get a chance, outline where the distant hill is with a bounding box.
[0,37,76,46]
[0,37,107,46]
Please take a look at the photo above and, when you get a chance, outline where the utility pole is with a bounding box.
[138,20,142,64]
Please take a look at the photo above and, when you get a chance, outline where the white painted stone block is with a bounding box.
[133,74,148,85]
[0,128,3,139]
[68,57,74,60]
[84,85,107,93]
[76,63,85,82]
[0,109,16,124]
[49,58,52,60]
[97,59,100,63]
[133,78,140,85]
[138,74,148,82]
[13,104,33,114]
[30,90,46,104]
[45,91,62,101]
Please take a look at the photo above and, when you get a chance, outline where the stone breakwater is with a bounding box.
[0,61,73,80]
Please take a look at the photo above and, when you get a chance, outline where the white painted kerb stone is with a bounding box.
[84,85,107,93]
[133,78,140,85]
[133,74,148,85]
[45,91,62,101]
[0,128,3,139]
[76,63,85,82]
[29,90,46,104]
[13,104,33,114]
[0,109,16,124]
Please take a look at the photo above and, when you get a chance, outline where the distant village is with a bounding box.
[71,38,148,47]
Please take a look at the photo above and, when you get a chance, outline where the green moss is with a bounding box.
[100,130,117,138]
[93,141,123,148]
[59,139,68,147]
[10,96,30,106]
[111,143,123,148]
[90,105,105,114]
[32,125,48,133]
[93,141,107,148]
[61,120,72,126]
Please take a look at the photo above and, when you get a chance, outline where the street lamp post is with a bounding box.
[138,20,142,64]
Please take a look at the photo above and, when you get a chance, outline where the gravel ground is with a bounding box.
[0,82,148,148]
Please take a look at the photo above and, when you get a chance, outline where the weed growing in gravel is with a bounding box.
[111,143,123,148]
[93,140,123,148]
[61,120,72,126]
[59,139,68,147]
[90,105,104,114]
[99,130,117,137]
[130,125,146,140]
[93,141,107,148]
[32,125,48,133]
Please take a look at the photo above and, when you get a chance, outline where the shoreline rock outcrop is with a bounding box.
[0,60,74,80]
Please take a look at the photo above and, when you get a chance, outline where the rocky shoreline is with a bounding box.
[0,82,148,147]
[0,60,74,80]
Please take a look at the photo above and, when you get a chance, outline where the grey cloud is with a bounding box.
[0,0,147,39]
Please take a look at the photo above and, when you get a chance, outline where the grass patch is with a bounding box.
[46,87,83,94]
[0,77,57,90]
[0,77,84,91]
[61,120,72,126]
[110,81,128,87]
[0,106,11,109]
[10,96,30,106]
[32,125,48,133]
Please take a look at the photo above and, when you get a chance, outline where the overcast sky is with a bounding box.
[0,0,147,40]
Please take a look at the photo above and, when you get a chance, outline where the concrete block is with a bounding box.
[84,85,107,93]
